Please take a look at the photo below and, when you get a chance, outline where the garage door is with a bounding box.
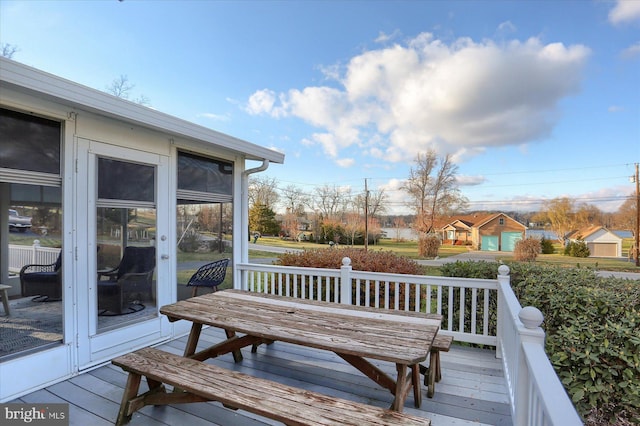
[501,232,522,252]
[587,243,617,257]
[481,235,499,251]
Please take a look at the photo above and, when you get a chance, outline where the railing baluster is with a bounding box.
[459,287,465,332]
[447,286,454,332]
[471,287,477,335]
[484,288,490,336]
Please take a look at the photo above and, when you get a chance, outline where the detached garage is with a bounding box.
[567,226,623,258]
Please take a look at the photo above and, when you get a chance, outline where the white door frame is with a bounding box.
[75,138,171,369]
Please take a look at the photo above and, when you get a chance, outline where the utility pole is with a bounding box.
[635,163,639,267]
[364,178,369,251]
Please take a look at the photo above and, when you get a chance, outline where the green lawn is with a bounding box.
[254,236,640,273]
[253,236,468,259]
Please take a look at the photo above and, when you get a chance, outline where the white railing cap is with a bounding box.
[498,264,510,276]
[519,306,544,329]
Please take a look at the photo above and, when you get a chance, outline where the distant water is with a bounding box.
[527,229,632,240]
[613,230,633,238]
[526,230,559,240]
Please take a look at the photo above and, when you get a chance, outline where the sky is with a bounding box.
[1,0,639,215]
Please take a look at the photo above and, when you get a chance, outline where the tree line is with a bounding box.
[249,149,638,248]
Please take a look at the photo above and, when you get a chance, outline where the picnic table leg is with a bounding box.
[427,351,437,398]
[183,323,202,357]
[116,372,142,426]
[411,365,422,408]
[225,329,243,363]
[391,364,407,412]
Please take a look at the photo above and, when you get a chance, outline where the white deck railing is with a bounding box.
[8,243,61,273]
[237,258,583,426]
[496,265,583,426]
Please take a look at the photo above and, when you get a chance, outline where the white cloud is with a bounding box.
[621,41,640,58]
[456,175,487,186]
[609,0,640,25]
[336,158,355,167]
[246,33,590,163]
[497,21,517,33]
[246,89,286,117]
[197,112,230,121]
[375,30,402,43]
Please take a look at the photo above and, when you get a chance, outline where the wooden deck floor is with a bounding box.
[11,327,512,425]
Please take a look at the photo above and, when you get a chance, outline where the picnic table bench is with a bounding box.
[112,347,431,426]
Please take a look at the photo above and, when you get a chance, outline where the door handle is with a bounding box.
[161,254,169,260]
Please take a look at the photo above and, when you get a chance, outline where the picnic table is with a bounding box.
[160,289,441,411]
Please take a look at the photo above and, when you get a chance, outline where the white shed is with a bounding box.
[568,226,623,258]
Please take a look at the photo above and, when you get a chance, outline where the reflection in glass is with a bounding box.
[176,202,232,301]
[96,207,157,332]
[1,183,63,361]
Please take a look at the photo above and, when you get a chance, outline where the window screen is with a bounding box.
[0,108,61,175]
[178,151,232,195]
[98,158,155,202]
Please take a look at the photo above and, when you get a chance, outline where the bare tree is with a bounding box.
[613,196,637,234]
[248,176,279,209]
[402,150,467,235]
[1,43,19,59]
[343,211,362,245]
[354,189,388,219]
[106,74,150,106]
[107,75,135,98]
[392,216,406,241]
[542,197,577,245]
[314,185,350,220]
[575,203,604,229]
[280,184,308,216]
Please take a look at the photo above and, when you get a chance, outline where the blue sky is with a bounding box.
[1,0,639,215]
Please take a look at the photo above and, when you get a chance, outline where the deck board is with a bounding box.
[11,326,511,425]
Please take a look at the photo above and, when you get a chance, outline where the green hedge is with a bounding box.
[441,261,640,425]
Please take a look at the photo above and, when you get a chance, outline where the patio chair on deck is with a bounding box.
[97,246,156,315]
[186,258,229,297]
[20,251,62,302]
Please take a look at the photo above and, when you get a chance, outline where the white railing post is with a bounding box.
[339,257,352,305]
[496,264,510,359]
[32,240,41,264]
[515,306,546,426]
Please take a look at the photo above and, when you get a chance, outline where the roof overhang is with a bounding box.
[0,57,284,164]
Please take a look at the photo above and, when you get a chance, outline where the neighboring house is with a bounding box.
[566,226,623,258]
[440,219,474,245]
[0,57,284,401]
[437,213,527,252]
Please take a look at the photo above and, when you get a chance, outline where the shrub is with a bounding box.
[278,248,422,309]
[565,240,590,257]
[540,237,555,254]
[418,235,441,258]
[442,260,640,425]
[278,247,420,274]
[513,237,541,261]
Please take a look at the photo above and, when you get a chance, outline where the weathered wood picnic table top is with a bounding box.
[160,289,441,365]
[160,289,441,411]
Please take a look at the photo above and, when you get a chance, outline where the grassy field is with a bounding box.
[253,236,640,273]
[253,236,469,259]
